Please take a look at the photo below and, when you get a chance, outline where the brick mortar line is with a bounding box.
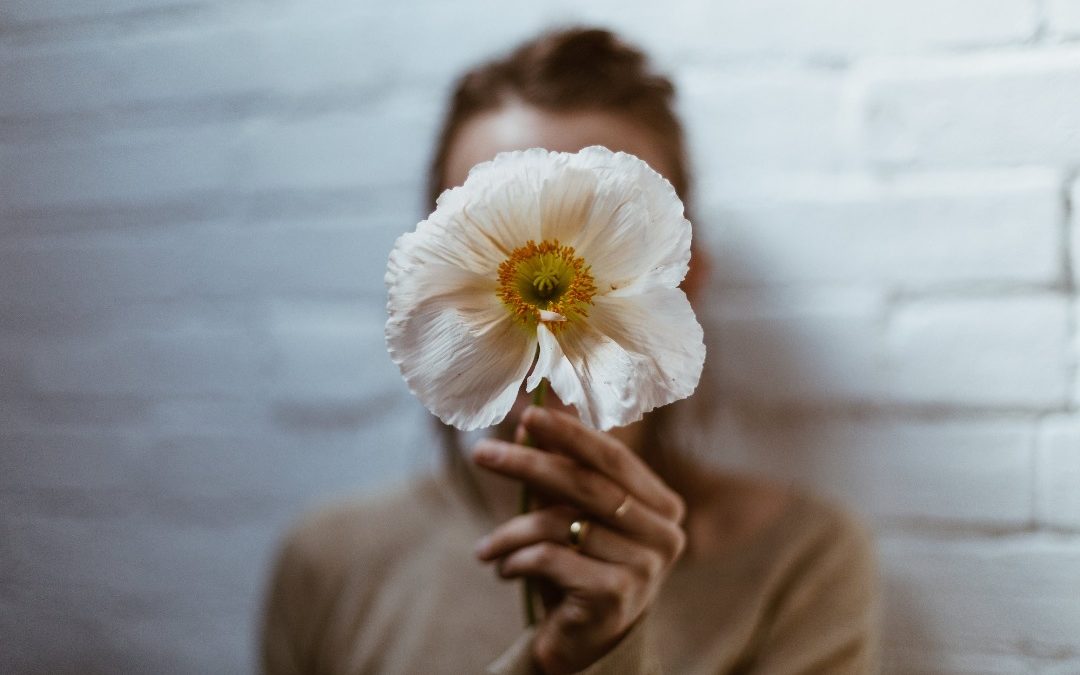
[710,281,1072,297]
[0,185,423,237]
[710,399,1077,422]
[0,83,428,144]
[1030,411,1044,533]
[1,30,1048,68]
[1,392,1074,424]
[1062,168,1077,291]
[0,1,258,48]
[1063,168,1079,412]
[884,653,1080,670]
[1032,0,1051,44]
[877,520,1080,541]
[882,283,1067,300]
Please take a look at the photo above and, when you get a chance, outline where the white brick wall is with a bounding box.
[881,536,1080,670]
[1,1,1078,673]
[856,48,1080,168]
[570,0,1039,59]
[701,169,1063,288]
[711,291,1072,407]
[1049,0,1080,37]
[711,414,1036,526]
[1071,175,1080,288]
[1037,417,1080,529]
[679,67,854,179]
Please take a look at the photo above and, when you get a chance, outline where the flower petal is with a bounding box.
[538,162,599,245]
[588,288,706,405]
[530,287,705,430]
[558,146,692,296]
[386,240,537,431]
[424,148,553,274]
[526,323,569,394]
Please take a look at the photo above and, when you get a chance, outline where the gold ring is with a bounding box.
[613,494,633,520]
[568,519,590,551]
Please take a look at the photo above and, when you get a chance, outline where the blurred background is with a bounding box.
[2,0,1079,673]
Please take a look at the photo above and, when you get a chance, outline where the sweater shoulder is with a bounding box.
[782,488,876,567]
[273,473,451,586]
[755,486,880,621]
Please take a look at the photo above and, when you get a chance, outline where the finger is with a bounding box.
[521,406,685,523]
[475,505,575,560]
[475,507,664,572]
[514,421,528,445]
[472,440,682,551]
[512,423,560,509]
[497,542,634,608]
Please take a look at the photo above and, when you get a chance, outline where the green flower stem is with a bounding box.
[520,378,548,627]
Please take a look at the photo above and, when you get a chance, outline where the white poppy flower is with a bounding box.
[385,145,705,431]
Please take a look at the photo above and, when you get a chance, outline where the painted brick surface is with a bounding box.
[0,218,400,307]
[858,48,1080,167]
[710,415,1035,526]
[680,67,853,179]
[884,295,1072,407]
[701,169,1062,288]
[1036,417,1080,530]
[880,537,1080,661]
[1,129,238,208]
[0,0,207,25]
[711,291,1072,408]
[567,0,1038,59]
[1072,176,1080,289]
[1048,0,1080,36]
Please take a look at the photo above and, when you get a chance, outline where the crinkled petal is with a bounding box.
[423,148,553,274]
[588,288,705,406]
[538,163,599,245]
[554,146,692,297]
[534,320,634,430]
[528,287,705,430]
[527,323,569,394]
[386,236,537,431]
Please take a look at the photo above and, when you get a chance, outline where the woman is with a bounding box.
[261,27,880,674]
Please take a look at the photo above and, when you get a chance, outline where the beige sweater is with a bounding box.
[261,473,880,674]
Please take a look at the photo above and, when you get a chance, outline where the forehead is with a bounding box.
[443,102,676,190]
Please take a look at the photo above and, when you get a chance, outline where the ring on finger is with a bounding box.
[567,518,591,551]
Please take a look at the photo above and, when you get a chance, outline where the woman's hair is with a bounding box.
[426,27,691,210]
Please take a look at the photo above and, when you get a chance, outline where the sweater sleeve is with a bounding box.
[260,525,325,675]
[742,513,882,675]
[485,615,662,675]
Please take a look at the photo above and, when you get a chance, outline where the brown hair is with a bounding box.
[426,27,692,210]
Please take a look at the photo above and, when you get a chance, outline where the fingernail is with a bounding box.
[471,440,501,463]
[525,405,547,420]
[473,536,490,557]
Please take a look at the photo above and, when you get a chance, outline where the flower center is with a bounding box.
[497,240,596,330]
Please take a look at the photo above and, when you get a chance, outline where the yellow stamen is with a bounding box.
[497,240,596,331]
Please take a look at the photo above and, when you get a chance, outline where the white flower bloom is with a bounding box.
[385,146,705,431]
